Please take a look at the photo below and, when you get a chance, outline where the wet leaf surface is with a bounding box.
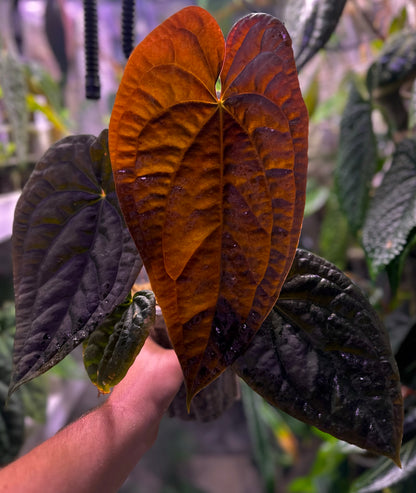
[109,6,308,401]
[233,249,403,464]
[10,130,142,393]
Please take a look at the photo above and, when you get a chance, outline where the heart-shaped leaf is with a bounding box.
[83,290,154,393]
[109,6,308,401]
[362,138,416,278]
[10,130,142,393]
[233,249,403,464]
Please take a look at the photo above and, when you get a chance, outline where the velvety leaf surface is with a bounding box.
[362,138,416,277]
[335,82,377,233]
[83,290,154,393]
[285,0,347,71]
[233,249,403,464]
[109,6,308,400]
[10,130,142,393]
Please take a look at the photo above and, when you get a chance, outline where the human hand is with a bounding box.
[107,336,183,421]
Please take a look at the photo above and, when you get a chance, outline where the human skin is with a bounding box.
[0,338,183,493]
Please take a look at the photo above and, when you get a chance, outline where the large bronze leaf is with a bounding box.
[233,249,403,465]
[109,6,308,401]
[10,130,142,393]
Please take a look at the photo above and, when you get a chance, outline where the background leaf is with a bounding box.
[10,130,142,393]
[109,6,308,400]
[233,249,403,464]
[367,30,416,97]
[351,437,416,493]
[284,0,347,71]
[362,138,416,278]
[335,81,377,234]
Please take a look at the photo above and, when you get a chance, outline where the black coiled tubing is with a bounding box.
[83,0,100,99]
[122,0,136,60]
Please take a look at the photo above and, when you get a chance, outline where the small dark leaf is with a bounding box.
[83,290,154,393]
[351,437,416,493]
[10,130,142,394]
[233,249,403,464]
[367,31,416,97]
[362,138,416,277]
[286,0,347,71]
[335,82,377,234]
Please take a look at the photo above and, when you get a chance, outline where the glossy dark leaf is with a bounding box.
[335,82,377,233]
[351,437,416,493]
[285,0,347,71]
[109,6,308,402]
[362,138,416,278]
[10,130,142,394]
[233,249,403,464]
[83,290,154,393]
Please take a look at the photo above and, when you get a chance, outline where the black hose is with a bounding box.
[121,0,136,60]
[83,0,100,100]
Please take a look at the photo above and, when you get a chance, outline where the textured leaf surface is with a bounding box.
[233,249,403,464]
[335,82,377,233]
[284,0,347,71]
[362,138,416,277]
[351,437,416,493]
[10,130,142,393]
[83,290,154,393]
[109,6,308,400]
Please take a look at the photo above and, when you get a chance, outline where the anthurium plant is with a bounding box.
[9,6,403,465]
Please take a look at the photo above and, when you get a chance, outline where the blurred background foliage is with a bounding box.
[2,0,416,492]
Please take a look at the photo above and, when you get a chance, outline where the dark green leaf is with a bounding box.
[0,382,24,466]
[285,0,347,71]
[233,249,403,464]
[10,130,142,394]
[83,290,154,393]
[351,437,416,493]
[362,138,416,277]
[367,31,416,97]
[335,82,377,234]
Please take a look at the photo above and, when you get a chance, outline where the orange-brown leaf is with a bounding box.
[109,6,308,402]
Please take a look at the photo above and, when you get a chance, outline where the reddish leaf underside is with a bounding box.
[109,6,308,401]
